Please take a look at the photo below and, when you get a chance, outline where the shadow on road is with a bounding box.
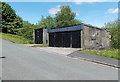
[0,56,6,58]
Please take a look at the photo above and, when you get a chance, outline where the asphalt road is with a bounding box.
[1,39,118,80]
[0,39,2,81]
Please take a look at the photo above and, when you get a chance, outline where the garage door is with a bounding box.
[49,31,81,48]
[62,32,71,47]
[71,31,81,48]
[35,29,43,44]
[49,33,55,47]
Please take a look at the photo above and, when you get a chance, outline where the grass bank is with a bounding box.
[0,32,33,44]
[81,49,119,60]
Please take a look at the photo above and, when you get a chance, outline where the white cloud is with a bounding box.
[106,8,119,14]
[75,12,80,16]
[76,13,80,16]
[48,6,61,15]
[2,0,119,2]
[56,5,62,8]
[49,5,80,16]
[67,0,119,4]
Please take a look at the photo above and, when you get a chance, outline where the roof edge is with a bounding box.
[84,24,110,31]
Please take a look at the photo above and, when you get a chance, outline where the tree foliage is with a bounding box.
[38,16,56,28]
[103,20,119,49]
[1,2,23,34]
[55,5,82,27]
[38,5,82,28]
[17,21,40,40]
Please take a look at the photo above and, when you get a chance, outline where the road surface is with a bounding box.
[0,39,2,81]
[1,39,118,80]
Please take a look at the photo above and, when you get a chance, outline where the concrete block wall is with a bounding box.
[81,25,111,50]
[43,29,49,45]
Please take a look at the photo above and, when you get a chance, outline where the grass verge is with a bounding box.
[81,49,119,60]
[0,32,33,44]
[30,44,48,47]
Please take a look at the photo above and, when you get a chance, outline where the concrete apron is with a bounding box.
[24,44,81,56]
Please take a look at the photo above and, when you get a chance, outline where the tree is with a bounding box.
[0,3,2,32]
[1,2,23,34]
[69,19,82,25]
[17,21,40,40]
[37,5,82,28]
[38,16,56,28]
[103,20,119,49]
[55,5,82,27]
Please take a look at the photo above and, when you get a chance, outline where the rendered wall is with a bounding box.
[43,29,49,45]
[81,25,111,50]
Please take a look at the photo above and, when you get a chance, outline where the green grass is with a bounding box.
[0,32,33,44]
[30,44,48,47]
[81,49,119,60]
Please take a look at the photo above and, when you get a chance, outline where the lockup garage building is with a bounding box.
[34,24,111,49]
